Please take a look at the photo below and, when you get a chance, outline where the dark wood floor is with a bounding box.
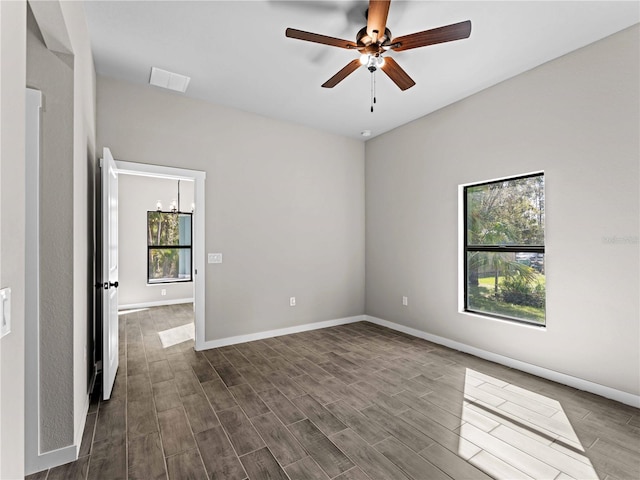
[28,304,639,480]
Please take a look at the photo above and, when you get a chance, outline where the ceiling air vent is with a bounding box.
[149,67,190,93]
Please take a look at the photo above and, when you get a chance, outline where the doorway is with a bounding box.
[112,160,206,351]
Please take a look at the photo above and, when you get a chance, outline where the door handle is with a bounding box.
[103,281,119,289]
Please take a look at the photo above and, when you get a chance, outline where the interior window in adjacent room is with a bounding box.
[147,211,193,284]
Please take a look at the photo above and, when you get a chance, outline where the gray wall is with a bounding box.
[97,77,366,341]
[118,174,194,307]
[365,25,639,396]
[26,4,74,452]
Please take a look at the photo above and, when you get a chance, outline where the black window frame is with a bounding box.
[147,210,193,285]
[463,172,545,326]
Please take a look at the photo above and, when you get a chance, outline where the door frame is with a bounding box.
[114,160,206,350]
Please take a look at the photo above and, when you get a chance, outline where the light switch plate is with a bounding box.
[208,253,223,264]
[1,288,11,338]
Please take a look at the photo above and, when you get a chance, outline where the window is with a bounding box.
[464,173,545,325]
[147,211,192,284]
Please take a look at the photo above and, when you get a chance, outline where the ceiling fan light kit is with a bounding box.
[285,0,471,110]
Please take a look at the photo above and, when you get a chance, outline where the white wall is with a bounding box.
[365,25,639,397]
[97,77,365,342]
[118,174,194,307]
[0,1,27,477]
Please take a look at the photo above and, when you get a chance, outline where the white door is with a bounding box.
[101,147,119,400]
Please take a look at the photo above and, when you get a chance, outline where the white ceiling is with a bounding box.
[84,1,639,140]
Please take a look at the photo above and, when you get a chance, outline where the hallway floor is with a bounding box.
[27,304,639,479]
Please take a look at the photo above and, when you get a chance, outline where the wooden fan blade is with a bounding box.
[322,59,362,88]
[286,28,357,49]
[390,20,471,52]
[367,0,391,42]
[380,57,415,91]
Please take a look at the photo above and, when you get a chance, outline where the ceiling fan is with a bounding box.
[285,0,471,93]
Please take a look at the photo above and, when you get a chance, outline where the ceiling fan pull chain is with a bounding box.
[370,71,374,112]
[374,70,377,105]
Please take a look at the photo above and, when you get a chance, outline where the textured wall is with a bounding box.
[365,25,639,396]
[26,4,75,452]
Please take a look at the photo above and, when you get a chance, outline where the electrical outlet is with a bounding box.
[402,296,408,306]
[289,297,296,307]
[208,253,223,264]
[161,289,167,296]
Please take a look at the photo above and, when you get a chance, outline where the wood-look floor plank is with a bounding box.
[469,450,536,480]
[228,383,270,418]
[215,363,246,387]
[331,428,411,480]
[333,467,374,480]
[457,423,560,479]
[157,407,196,457]
[288,419,354,478]
[258,387,306,425]
[148,359,174,384]
[86,436,126,480]
[152,379,183,412]
[218,405,265,455]
[201,377,237,411]
[374,436,451,480]
[419,443,493,480]
[78,412,97,457]
[265,370,306,398]
[322,377,373,410]
[325,399,389,445]
[127,372,153,400]
[47,455,90,480]
[166,449,207,480]
[353,382,409,414]
[182,391,220,433]
[317,360,362,385]
[127,399,158,438]
[93,399,126,444]
[399,406,479,457]
[239,447,289,480]
[292,394,347,436]
[361,404,434,453]
[250,412,307,467]
[294,374,342,405]
[166,352,191,373]
[195,426,247,480]
[395,390,462,430]
[173,369,203,398]
[491,424,599,479]
[587,438,640,479]
[128,432,167,480]
[285,456,330,480]
[295,358,334,382]
[236,365,274,392]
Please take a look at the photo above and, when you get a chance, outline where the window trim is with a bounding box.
[463,172,545,327]
[147,210,193,285]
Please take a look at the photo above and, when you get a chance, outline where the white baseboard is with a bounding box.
[196,315,366,350]
[118,298,194,310]
[365,315,640,408]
